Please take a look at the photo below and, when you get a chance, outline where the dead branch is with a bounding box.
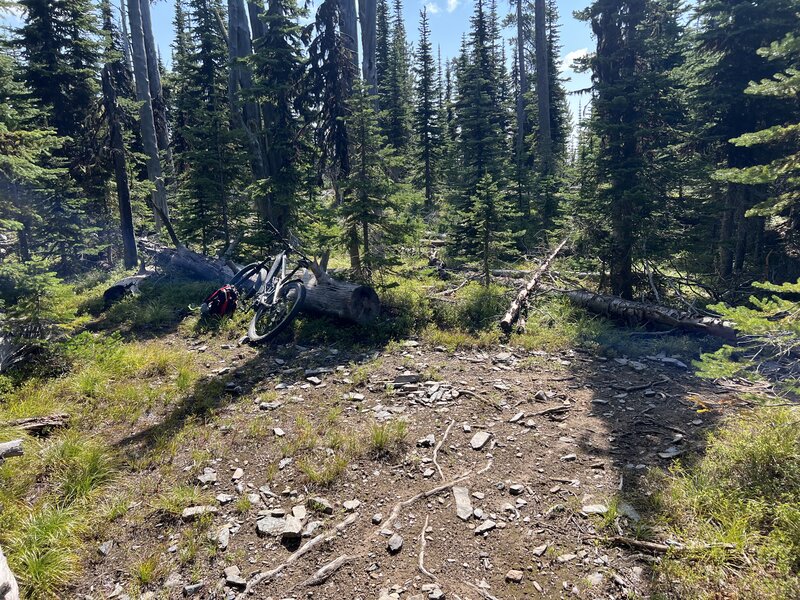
[238,513,358,598]
[465,582,501,600]
[418,515,437,581]
[433,420,454,481]
[500,236,570,333]
[0,440,23,462]
[611,536,736,554]
[3,413,69,436]
[300,554,355,587]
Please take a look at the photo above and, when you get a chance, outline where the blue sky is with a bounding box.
[3,0,593,128]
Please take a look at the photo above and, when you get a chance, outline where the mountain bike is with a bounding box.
[229,231,310,344]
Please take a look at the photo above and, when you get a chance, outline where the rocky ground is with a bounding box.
[82,331,741,600]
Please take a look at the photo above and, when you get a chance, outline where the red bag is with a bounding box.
[201,284,238,317]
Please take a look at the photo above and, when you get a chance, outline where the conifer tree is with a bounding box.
[375,0,391,110]
[383,0,412,151]
[413,8,441,211]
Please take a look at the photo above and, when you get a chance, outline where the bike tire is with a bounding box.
[247,281,306,344]
[230,263,266,300]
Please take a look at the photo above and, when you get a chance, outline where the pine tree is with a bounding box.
[382,0,412,151]
[175,0,247,254]
[375,0,391,109]
[249,0,309,235]
[412,8,441,211]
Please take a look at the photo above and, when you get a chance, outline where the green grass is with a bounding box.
[152,485,213,518]
[648,407,800,599]
[297,453,350,486]
[368,419,408,458]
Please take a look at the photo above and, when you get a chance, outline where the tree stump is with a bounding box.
[300,264,380,325]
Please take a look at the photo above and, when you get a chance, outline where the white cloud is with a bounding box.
[561,48,589,73]
[426,2,441,14]
[446,0,458,13]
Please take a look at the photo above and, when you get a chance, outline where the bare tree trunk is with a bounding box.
[359,0,378,96]
[248,1,265,40]
[101,65,138,269]
[717,189,735,279]
[338,0,359,77]
[139,0,172,168]
[515,0,527,168]
[119,1,133,72]
[0,544,20,600]
[128,0,172,234]
[534,0,552,173]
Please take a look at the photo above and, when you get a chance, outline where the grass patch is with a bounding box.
[648,407,800,599]
[297,453,350,486]
[368,420,408,458]
[152,485,213,518]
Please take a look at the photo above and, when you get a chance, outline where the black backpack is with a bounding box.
[200,284,238,317]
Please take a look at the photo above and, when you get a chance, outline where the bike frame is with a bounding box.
[253,249,307,307]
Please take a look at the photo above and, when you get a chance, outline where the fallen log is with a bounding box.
[0,440,23,461]
[3,413,69,436]
[140,240,235,283]
[103,272,155,306]
[565,291,737,341]
[300,262,380,325]
[500,236,570,333]
[0,545,20,600]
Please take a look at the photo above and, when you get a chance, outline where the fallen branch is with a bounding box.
[3,413,70,436]
[0,440,23,462]
[465,582,500,600]
[610,536,736,554]
[433,420,454,481]
[565,290,737,341]
[613,377,670,393]
[237,513,358,597]
[418,515,437,581]
[300,554,355,587]
[500,236,570,333]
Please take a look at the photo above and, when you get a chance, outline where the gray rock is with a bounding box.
[223,566,246,588]
[587,572,604,586]
[560,453,577,461]
[231,468,243,481]
[532,543,548,556]
[557,553,577,563]
[387,533,404,554]
[197,468,217,484]
[98,540,113,556]
[453,486,473,521]
[255,515,286,537]
[216,493,234,504]
[422,468,435,478]
[164,572,182,588]
[292,504,307,520]
[417,434,436,448]
[394,373,421,384]
[505,569,524,583]
[308,496,334,514]
[343,499,361,512]
[509,484,525,496]
[273,427,286,437]
[259,400,282,410]
[181,505,218,520]
[582,504,608,515]
[372,513,383,525]
[470,431,491,450]
[216,525,230,550]
[474,520,496,535]
[282,516,302,540]
[302,520,323,537]
[183,583,204,597]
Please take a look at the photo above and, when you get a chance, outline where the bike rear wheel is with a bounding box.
[230,263,267,300]
[247,281,306,344]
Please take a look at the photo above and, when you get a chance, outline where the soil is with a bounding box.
[81,329,743,600]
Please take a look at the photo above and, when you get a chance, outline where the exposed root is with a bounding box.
[237,513,358,598]
[465,581,500,600]
[433,420,454,481]
[418,515,437,581]
[300,554,355,586]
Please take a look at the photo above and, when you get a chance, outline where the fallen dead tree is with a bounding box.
[0,544,19,600]
[301,262,380,325]
[2,413,69,436]
[0,440,23,462]
[139,240,236,283]
[500,236,570,333]
[565,290,737,341]
[102,271,155,306]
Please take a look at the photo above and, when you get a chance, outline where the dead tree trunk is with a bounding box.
[359,0,377,96]
[139,0,173,168]
[565,290,737,341]
[500,235,569,333]
[3,414,70,436]
[0,544,19,600]
[301,263,380,325]
[0,440,23,461]
[141,241,236,282]
[103,273,154,305]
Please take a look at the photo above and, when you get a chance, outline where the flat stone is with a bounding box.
[216,493,234,504]
[453,486,473,521]
[343,499,361,512]
[273,427,286,437]
[224,566,246,588]
[182,583,204,597]
[255,516,286,537]
[181,505,218,520]
[505,569,524,583]
[417,434,436,448]
[306,376,323,385]
[259,400,282,410]
[509,412,524,423]
[557,553,577,563]
[346,392,365,401]
[509,484,525,496]
[231,468,244,481]
[302,520,323,537]
[372,513,383,525]
[197,468,217,484]
[292,505,307,520]
[308,496,334,514]
[532,543,548,556]
[422,468,435,478]
[474,520,496,535]
[216,525,230,550]
[98,540,113,556]
[470,431,491,450]
[582,504,608,515]
[282,516,302,539]
[394,373,421,384]
[560,453,577,461]
[388,533,404,554]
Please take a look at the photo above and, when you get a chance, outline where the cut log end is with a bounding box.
[301,268,381,325]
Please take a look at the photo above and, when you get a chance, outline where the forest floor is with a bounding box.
[0,270,778,600]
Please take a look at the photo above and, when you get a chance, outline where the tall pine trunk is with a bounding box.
[515,0,528,206]
[101,65,138,269]
[534,0,552,173]
[127,0,172,237]
[139,0,172,167]
[359,0,378,96]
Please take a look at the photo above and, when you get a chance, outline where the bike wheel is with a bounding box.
[247,281,306,344]
[230,263,266,300]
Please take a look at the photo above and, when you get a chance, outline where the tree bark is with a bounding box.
[128,0,171,232]
[0,440,23,461]
[139,0,172,167]
[338,0,359,78]
[141,241,236,282]
[103,273,154,305]
[359,0,378,96]
[0,544,20,600]
[500,235,568,333]
[565,290,737,341]
[515,0,528,179]
[3,413,70,436]
[302,262,380,324]
[119,1,133,72]
[101,65,138,269]
[534,0,552,173]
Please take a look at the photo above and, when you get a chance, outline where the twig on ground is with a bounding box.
[300,555,355,586]
[418,515,437,581]
[238,513,358,598]
[433,420,454,481]
[465,582,500,600]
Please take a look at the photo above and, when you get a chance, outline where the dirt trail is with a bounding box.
[87,333,741,600]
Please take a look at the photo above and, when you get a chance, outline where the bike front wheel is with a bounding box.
[247,281,306,344]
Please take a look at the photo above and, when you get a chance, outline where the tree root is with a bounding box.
[433,420,454,481]
[418,515,437,581]
[300,554,355,586]
[237,513,358,598]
